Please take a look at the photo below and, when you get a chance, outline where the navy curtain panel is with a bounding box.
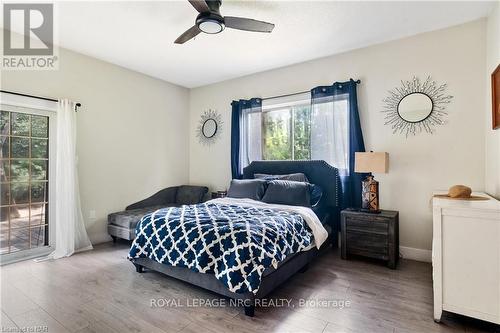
[230,98,262,179]
[311,79,368,209]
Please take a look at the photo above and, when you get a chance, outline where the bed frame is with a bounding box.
[131,160,340,317]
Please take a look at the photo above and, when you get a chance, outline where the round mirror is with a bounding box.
[397,93,433,123]
[202,119,217,138]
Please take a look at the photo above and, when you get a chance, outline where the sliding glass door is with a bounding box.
[0,104,55,261]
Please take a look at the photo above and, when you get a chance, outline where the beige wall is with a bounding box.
[189,20,487,253]
[1,40,190,244]
[485,3,500,199]
[0,18,491,254]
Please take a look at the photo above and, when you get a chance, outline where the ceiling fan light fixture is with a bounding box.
[175,0,275,43]
[198,19,224,34]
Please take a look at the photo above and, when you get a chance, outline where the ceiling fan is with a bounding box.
[175,0,275,44]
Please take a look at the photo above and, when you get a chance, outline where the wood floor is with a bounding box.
[1,243,499,333]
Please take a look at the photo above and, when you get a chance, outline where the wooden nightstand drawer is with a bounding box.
[345,217,388,234]
[346,231,388,259]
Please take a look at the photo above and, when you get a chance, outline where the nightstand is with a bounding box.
[340,209,399,269]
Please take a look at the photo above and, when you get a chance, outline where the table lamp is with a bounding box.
[354,152,389,213]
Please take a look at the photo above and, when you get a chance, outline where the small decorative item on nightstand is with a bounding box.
[211,190,227,199]
[341,209,399,269]
[355,152,389,213]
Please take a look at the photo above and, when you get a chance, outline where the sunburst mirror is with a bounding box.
[382,76,453,137]
[197,109,222,145]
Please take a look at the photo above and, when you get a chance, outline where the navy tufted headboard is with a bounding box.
[242,160,340,209]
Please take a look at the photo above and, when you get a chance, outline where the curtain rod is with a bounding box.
[261,79,361,101]
[0,90,82,110]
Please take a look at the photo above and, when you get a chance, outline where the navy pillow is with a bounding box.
[227,179,268,200]
[310,184,323,207]
[261,180,311,207]
[254,173,309,182]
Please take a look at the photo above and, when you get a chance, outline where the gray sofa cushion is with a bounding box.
[126,187,178,210]
[176,185,208,205]
[109,185,208,241]
[108,205,168,229]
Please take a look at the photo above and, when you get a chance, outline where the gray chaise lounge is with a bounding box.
[107,185,208,242]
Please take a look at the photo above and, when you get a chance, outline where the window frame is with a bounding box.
[259,94,311,163]
[0,93,57,265]
[242,92,350,173]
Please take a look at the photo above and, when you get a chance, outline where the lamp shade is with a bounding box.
[355,152,389,173]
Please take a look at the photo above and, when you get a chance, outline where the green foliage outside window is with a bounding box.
[0,111,48,204]
[262,105,311,161]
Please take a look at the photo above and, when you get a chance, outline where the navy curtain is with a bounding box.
[311,79,367,209]
[230,98,262,179]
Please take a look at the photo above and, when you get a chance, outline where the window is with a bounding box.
[0,93,56,261]
[242,93,349,173]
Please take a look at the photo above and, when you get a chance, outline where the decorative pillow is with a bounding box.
[261,180,311,207]
[254,173,309,182]
[176,185,208,204]
[227,179,268,200]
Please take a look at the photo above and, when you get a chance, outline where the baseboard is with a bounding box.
[399,246,432,263]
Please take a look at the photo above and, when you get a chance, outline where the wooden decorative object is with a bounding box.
[492,64,500,130]
[355,152,389,213]
[361,176,380,212]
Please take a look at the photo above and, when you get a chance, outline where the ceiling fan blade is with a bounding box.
[224,16,274,33]
[188,0,210,13]
[174,25,201,44]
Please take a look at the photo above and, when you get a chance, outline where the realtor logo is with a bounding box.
[2,3,58,70]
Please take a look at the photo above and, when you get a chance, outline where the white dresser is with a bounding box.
[432,192,500,323]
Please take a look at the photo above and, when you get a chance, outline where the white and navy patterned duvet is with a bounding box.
[128,201,314,294]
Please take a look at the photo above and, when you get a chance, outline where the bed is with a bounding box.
[129,160,340,316]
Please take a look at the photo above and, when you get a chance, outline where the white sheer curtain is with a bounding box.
[240,109,262,170]
[310,96,349,175]
[48,99,92,259]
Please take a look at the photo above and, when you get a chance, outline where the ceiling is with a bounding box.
[3,1,496,88]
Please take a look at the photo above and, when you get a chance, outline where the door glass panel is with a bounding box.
[11,113,30,136]
[9,227,30,253]
[30,204,47,226]
[1,136,9,158]
[0,111,10,135]
[31,182,47,203]
[0,227,9,254]
[11,137,29,158]
[31,160,47,180]
[30,226,46,248]
[0,109,50,256]
[10,160,29,181]
[31,139,48,158]
[11,183,29,205]
[1,183,10,205]
[10,205,29,229]
[31,116,48,138]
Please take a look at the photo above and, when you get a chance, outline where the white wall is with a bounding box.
[189,20,486,253]
[485,3,500,199]
[1,40,190,244]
